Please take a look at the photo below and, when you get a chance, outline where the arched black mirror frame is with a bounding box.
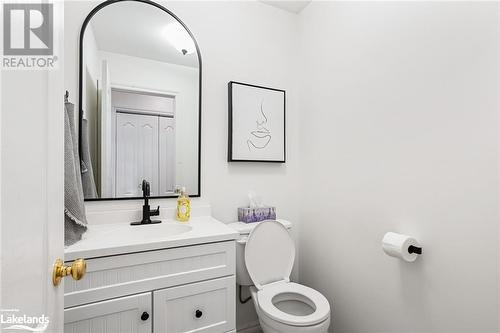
[78,0,202,201]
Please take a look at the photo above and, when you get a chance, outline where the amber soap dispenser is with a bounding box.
[176,187,190,222]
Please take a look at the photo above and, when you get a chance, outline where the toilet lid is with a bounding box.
[245,220,295,289]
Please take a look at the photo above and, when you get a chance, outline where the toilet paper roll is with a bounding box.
[382,232,421,262]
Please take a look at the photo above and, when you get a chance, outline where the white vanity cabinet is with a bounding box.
[64,241,236,333]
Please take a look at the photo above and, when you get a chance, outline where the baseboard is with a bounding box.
[237,322,262,333]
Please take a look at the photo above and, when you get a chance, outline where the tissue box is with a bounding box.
[238,206,276,223]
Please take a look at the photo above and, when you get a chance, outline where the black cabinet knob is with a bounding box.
[195,310,203,318]
[141,311,149,321]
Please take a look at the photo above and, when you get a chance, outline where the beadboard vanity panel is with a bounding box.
[65,241,235,308]
[154,276,236,333]
[64,293,152,333]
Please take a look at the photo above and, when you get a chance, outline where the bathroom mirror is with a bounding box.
[79,0,201,200]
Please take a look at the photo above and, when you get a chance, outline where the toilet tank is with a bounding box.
[227,219,292,286]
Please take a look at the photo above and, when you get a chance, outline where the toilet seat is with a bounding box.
[245,221,331,328]
[257,282,330,326]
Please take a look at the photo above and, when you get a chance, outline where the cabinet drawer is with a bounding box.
[154,276,236,333]
[65,241,235,307]
[64,292,151,333]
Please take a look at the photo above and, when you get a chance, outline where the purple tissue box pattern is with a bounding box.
[238,207,276,223]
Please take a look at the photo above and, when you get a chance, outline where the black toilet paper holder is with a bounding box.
[408,245,422,255]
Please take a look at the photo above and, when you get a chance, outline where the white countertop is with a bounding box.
[65,216,239,261]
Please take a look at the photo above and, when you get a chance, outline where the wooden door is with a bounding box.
[0,2,65,331]
[115,113,159,197]
[159,116,176,195]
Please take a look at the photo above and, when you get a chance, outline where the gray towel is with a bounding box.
[81,119,98,199]
[64,102,87,246]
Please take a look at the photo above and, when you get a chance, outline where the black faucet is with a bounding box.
[131,180,161,226]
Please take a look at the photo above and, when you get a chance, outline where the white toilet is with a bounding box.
[229,220,331,333]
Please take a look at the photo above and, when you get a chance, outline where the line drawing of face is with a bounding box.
[247,99,271,151]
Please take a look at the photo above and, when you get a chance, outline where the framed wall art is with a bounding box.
[228,81,285,163]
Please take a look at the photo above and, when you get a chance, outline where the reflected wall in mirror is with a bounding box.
[79,0,201,200]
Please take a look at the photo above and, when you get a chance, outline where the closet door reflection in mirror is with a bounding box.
[79,0,201,200]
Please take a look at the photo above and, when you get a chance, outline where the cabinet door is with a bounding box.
[64,292,152,333]
[154,276,235,333]
[115,112,159,197]
[159,116,176,195]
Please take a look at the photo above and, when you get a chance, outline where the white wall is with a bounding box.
[82,24,100,115]
[65,1,300,330]
[99,50,199,192]
[298,2,499,333]
[82,24,100,187]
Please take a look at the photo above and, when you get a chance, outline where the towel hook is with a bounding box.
[64,90,69,103]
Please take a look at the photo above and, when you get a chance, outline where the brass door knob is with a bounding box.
[52,258,86,286]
